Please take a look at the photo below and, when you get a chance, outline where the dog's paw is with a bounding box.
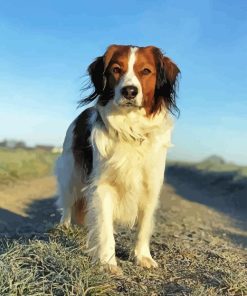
[102,264,123,276]
[59,215,71,229]
[135,256,158,268]
[60,221,71,229]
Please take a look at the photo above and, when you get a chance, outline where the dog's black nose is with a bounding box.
[121,85,138,100]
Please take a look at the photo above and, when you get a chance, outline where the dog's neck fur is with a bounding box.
[96,101,173,146]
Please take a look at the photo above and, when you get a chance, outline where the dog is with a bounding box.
[56,44,180,274]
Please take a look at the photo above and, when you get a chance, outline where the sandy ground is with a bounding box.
[0,174,246,252]
[0,176,58,237]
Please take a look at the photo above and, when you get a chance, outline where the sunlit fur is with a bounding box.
[56,44,180,272]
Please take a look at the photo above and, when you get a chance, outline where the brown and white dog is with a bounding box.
[56,45,180,274]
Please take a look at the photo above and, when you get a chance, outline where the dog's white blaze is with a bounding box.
[114,47,143,106]
[124,47,138,84]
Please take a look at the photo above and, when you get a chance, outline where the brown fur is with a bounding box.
[134,46,157,115]
[71,199,87,225]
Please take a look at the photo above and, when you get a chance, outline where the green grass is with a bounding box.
[0,148,58,185]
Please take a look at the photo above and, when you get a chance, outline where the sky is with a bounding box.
[0,0,246,164]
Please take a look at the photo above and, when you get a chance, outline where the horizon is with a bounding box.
[0,0,246,165]
[0,138,245,167]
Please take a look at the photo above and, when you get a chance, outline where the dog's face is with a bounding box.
[86,45,180,116]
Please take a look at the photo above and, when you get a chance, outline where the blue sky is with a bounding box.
[0,0,246,164]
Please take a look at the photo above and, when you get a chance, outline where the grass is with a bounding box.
[0,148,58,185]
[168,155,247,180]
[0,226,246,295]
[0,228,114,296]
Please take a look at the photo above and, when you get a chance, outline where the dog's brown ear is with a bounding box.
[153,47,180,116]
[87,45,118,99]
[79,45,119,107]
[103,44,119,70]
[162,56,180,87]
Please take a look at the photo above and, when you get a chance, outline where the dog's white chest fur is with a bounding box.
[88,103,173,226]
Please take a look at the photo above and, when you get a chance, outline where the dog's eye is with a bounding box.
[141,68,151,75]
[142,68,151,75]
[112,66,121,74]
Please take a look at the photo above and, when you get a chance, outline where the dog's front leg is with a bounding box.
[134,201,158,268]
[134,155,166,268]
[91,184,122,275]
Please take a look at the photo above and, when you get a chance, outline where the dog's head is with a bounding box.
[82,45,180,116]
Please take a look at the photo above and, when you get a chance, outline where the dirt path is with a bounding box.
[0,176,58,237]
[0,175,246,252]
[163,174,247,251]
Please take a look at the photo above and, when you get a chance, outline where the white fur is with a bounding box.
[55,122,83,227]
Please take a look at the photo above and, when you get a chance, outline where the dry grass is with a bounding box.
[1,222,246,296]
[0,228,114,296]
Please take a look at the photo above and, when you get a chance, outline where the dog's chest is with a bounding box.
[108,141,149,187]
[91,120,171,226]
[92,107,172,182]
[93,127,166,189]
